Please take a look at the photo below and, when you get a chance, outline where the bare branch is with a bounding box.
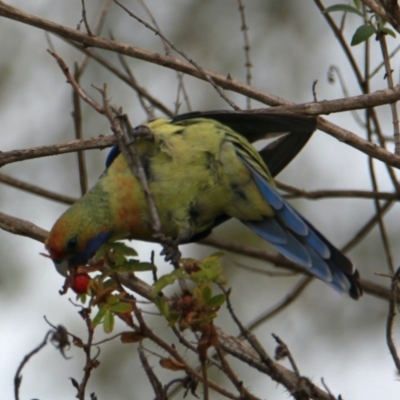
[0,212,48,242]
[0,136,116,167]
[0,173,77,204]
[138,344,168,400]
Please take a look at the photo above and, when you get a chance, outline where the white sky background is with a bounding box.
[0,0,400,399]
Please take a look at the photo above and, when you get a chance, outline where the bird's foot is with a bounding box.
[155,234,182,267]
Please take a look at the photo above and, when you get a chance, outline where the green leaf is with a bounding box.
[206,294,226,308]
[92,306,107,327]
[323,4,363,17]
[103,310,115,333]
[351,25,375,45]
[77,293,87,304]
[112,259,155,273]
[102,278,118,290]
[137,262,156,271]
[380,27,396,38]
[109,242,138,257]
[190,253,225,282]
[201,285,213,304]
[114,253,127,266]
[353,0,360,10]
[109,302,132,313]
[113,259,139,272]
[152,274,176,295]
[154,295,170,318]
[106,295,120,305]
[192,266,222,282]
[94,244,108,259]
[167,311,179,326]
[152,269,185,295]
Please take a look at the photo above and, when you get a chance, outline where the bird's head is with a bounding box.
[45,210,110,276]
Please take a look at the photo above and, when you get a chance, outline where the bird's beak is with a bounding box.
[41,251,70,277]
[53,259,69,277]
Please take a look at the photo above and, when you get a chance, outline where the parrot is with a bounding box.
[45,111,362,299]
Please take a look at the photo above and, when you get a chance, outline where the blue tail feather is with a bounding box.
[251,167,308,236]
[303,243,332,282]
[244,220,311,268]
[240,157,361,298]
[243,218,287,245]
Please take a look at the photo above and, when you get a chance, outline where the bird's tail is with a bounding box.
[242,160,362,299]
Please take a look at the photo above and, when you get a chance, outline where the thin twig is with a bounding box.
[76,0,112,75]
[386,268,400,373]
[378,30,400,154]
[75,308,99,399]
[370,43,400,79]
[277,181,399,201]
[320,378,337,400]
[14,330,53,400]
[237,0,253,109]
[72,64,88,196]
[79,0,93,35]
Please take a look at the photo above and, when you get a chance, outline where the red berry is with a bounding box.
[71,273,91,294]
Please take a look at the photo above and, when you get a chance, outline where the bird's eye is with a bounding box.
[66,237,78,253]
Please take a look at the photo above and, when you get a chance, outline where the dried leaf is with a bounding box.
[159,358,185,371]
[120,332,145,343]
